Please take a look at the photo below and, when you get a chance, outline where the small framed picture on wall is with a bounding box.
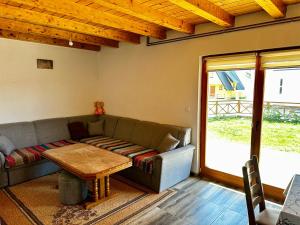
[37,59,53,69]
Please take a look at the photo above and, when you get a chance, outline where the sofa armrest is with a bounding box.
[0,152,5,170]
[153,144,195,192]
[158,145,195,161]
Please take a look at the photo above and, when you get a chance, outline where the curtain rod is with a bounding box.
[147,16,300,46]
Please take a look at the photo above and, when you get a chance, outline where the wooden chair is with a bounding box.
[242,155,281,225]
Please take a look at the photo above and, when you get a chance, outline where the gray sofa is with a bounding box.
[0,114,194,192]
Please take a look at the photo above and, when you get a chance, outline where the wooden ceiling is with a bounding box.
[0,0,299,51]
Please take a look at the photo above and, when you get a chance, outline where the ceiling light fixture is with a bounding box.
[69,38,73,46]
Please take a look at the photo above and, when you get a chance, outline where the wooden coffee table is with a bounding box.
[42,143,132,209]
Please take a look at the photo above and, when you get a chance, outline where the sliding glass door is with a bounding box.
[206,69,255,177]
[259,69,300,188]
[201,49,300,200]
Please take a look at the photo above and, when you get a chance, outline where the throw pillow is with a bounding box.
[0,135,16,156]
[88,120,104,136]
[68,122,89,140]
[157,133,180,153]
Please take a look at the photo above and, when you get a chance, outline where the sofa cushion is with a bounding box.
[150,124,180,149]
[88,120,104,136]
[0,135,16,156]
[130,121,156,148]
[0,122,37,149]
[67,115,99,127]
[82,136,131,149]
[5,140,75,168]
[101,115,118,137]
[98,114,192,147]
[81,136,159,174]
[68,122,89,140]
[34,118,70,144]
[113,118,138,141]
[157,133,180,153]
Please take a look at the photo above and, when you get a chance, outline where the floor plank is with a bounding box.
[212,209,247,225]
[134,176,281,225]
[130,207,193,225]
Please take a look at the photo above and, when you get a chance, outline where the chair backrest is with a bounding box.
[242,155,266,225]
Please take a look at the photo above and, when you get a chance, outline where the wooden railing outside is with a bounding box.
[208,100,300,116]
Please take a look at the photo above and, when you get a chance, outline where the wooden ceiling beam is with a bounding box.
[0,4,140,44]
[93,0,194,34]
[169,0,234,27]
[6,0,166,39]
[254,0,286,18]
[0,29,101,51]
[0,18,118,48]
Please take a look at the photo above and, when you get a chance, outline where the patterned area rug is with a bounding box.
[0,174,176,225]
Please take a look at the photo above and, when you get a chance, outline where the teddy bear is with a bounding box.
[94,101,105,115]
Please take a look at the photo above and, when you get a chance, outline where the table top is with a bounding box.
[42,143,132,179]
[277,174,300,225]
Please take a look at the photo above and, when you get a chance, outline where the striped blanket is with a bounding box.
[5,140,76,168]
[81,136,160,174]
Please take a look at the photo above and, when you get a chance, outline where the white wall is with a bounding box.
[0,39,99,123]
[97,4,300,173]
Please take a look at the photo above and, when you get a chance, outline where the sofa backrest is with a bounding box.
[0,114,191,150]
[100,115,119,137]
[178,127,192,147]
[150,123,190,149]
[113,117,138,141]
[130,121,156,148]
[101,115,192,149]
[36,115,103,144]
[34,118,70,144]
[67,115,99,128]
[0,116,99,148]
[0,122,37,149]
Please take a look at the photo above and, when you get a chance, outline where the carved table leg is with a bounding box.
[84,176,111,209]
[94,178,99,202]
[105,176,110,197]
[99,177,105,198]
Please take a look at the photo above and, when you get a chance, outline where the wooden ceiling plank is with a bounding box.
[254,0,286,18]
[0,18,119,47]
[93,0,195,34]
[0,29,101,51]
[169,0,235,27]
[7,0,166,39]
[0,4,140,43]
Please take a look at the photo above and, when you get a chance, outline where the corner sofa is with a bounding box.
[0,114,195,192]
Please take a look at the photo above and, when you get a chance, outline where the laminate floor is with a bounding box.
[132,177,281,225]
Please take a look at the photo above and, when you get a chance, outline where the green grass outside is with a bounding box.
[208,116,300,153]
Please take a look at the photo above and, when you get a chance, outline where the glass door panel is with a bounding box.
[206,70,255,176]
[260,68,300,188]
